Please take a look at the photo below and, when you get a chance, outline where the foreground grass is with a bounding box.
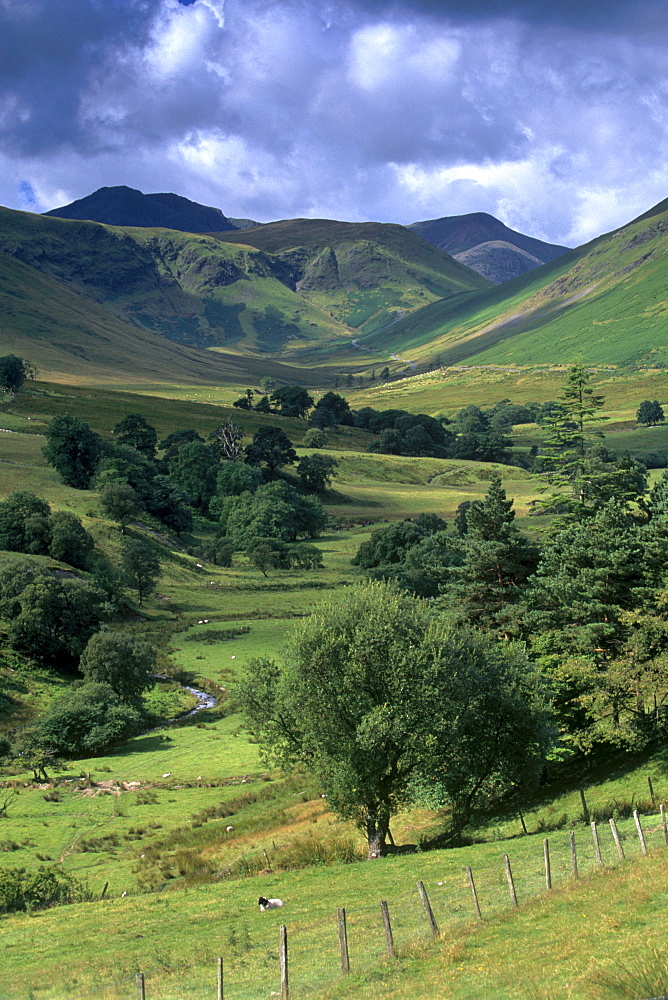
[2,809,667,1000]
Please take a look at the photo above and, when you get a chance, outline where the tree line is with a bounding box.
[237,365,668,856]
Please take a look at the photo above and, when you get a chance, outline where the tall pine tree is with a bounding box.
[444,474,539,636]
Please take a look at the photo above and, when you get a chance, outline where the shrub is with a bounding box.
[304,428,326,448]
[0,866,91,913]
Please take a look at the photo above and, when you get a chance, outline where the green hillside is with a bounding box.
[0,207,356,358]
[216,218,490,334]
[355,198,668,367]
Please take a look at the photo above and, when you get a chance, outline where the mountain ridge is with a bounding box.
[44,185,236,234]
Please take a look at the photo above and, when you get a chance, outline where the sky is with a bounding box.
[0,0,667,247]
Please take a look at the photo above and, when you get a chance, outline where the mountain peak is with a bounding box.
[44,185,235,233]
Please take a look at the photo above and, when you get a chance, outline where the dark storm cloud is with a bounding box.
[331,0,667,30]
[0,1,163,154]
[0,0,666,244]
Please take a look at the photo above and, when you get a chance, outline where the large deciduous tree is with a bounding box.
[0,355,32,394]
[270,385,314,418]
[113,414,158,458]
[637,400,665,426]
[121,538,161,606]
[237,582,550,857]
[80,630,156,706]
[42,415,102,489]
[245,426,297,478]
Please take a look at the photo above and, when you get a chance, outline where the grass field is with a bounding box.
[2,366,668,1000]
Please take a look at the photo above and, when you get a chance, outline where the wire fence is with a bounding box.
[5,806,668,1000]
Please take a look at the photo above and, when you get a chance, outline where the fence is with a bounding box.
[7,805,668,1000]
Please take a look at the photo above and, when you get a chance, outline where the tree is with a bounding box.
[539,362,606,510]
[304,428,326,448]
[248,540,290,576]
[0,355,32,394]
[260,376,276,394]
[297,454,338,492]
[80,630,156,706]
[445,475,540,635]
[113,414,157,458]
[147,476,192,534]
[100,482,140,534]
[637,400,665,426]
[210,420,245,462]
[31,682,143,757]
[168,441,219,512]
[121,538,161,605]
[245,426,297,478]
[315,392,351,422]
[290,543,324,570]
[158,428,203,465]
[48,512,95,569]
[212,462,263,503]
[8,575,107,670]
[270,386,314,418]
[217,481,327,548]
[0,492,51,553]
[237,582,550,856]
[42,415,102,489]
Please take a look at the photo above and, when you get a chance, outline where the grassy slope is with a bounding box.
[0,207,358,357]
[215,219,491,334]
[0,247,359,391]
[351,198,668,368]
[2,373,668,998]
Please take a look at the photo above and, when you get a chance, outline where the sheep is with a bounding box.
[258,896,284,911]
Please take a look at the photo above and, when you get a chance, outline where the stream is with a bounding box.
[151,674,218,719]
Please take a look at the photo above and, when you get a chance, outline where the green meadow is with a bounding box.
[2,363,668,1000]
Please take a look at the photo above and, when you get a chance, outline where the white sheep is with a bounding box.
[258,896,284,911]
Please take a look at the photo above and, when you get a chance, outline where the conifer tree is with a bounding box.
[444,474,539,635]
[539,361,606,511]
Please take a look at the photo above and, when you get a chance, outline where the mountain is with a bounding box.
[44,185,236,233]
[0,207,357,357]
[0,235,325,388]
[409,212,570,283]
[216,218,491,334]
[359,197,668,368]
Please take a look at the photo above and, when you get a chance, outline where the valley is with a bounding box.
[2,186,668,1000]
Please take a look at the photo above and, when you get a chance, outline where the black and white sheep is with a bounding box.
[258,896,284,911]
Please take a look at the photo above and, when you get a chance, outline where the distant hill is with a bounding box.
[409,212,569,283]
[359,197,668,368]
[0,237,321,388]
[217,218,490,334]
[44,185,236,233]
[0,207,357,365]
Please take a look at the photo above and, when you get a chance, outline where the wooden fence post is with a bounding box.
[633,810,648,855]
[609,818,625,860]
[466,867,482,920]
[279,924,289,1000]
[591,821,603,865]
[380,901,395,958]
[503,854,518,907]
[518,810,528,835]
[570,831,578,879]
[263,849,272,870]
[136,973,145,1000]
[543,839,552,890]
[337,907,350,974]
[660,803,668,845]
[579,789,590,825]
[648,776,656,805]
[417,881,439,938]
[217,957,223,1000]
